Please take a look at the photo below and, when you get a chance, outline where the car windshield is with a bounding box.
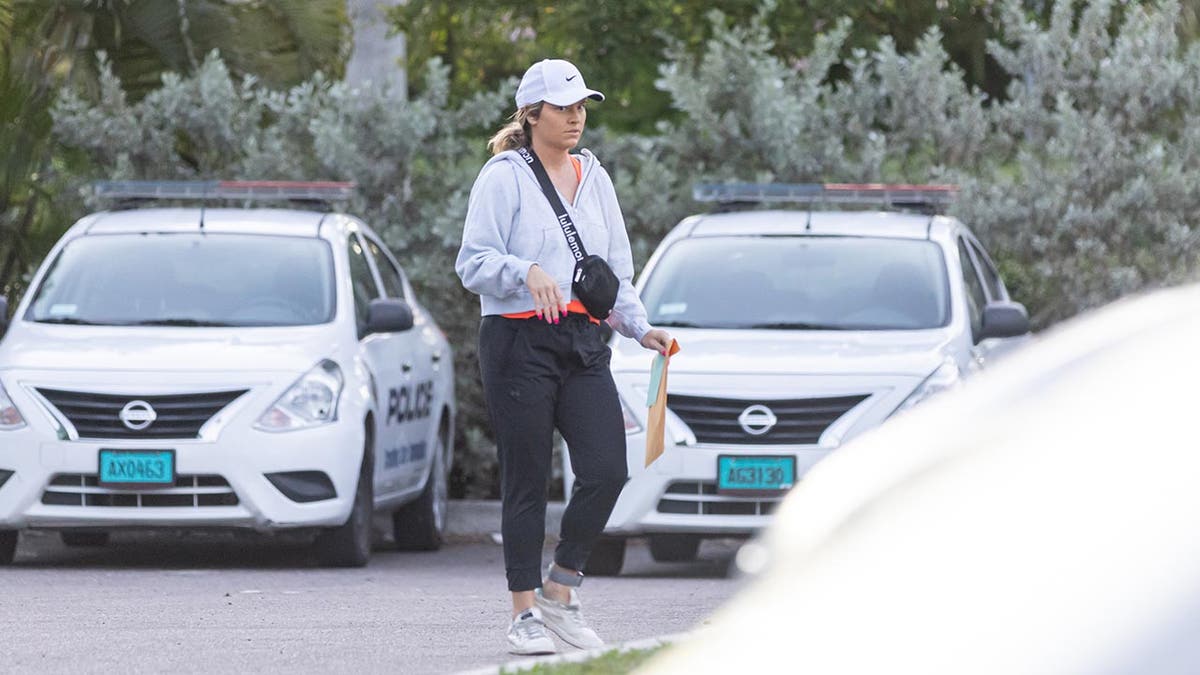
[27,233,336,327]
[641,236,951,330]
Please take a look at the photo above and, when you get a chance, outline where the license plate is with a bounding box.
[98,449,175,488]
[717,455,796,495]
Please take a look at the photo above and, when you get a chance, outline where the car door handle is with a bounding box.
[401,363,413,374]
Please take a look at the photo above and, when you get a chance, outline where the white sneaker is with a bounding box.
[535,587,605,650]
[507,607,557,655]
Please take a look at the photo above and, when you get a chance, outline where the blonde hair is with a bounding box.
[487,103,543,155]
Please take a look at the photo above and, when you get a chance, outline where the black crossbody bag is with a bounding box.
[517,146,620,320]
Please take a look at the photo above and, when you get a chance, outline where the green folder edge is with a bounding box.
[647,353,667,407]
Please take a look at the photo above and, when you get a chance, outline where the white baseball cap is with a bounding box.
[515,59,605,108]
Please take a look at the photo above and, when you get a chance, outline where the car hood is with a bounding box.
[0,322,340,374]
[611,327,953,378]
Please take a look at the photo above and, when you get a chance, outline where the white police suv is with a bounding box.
[0,181,455,567]
[570,183,1030,574]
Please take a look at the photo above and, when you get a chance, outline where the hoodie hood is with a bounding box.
[485,147,599,195]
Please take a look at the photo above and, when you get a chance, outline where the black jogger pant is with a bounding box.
[478,314,628,592]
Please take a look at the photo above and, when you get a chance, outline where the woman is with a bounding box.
[456,58,673,655]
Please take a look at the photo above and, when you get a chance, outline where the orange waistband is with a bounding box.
[504,299,600,324]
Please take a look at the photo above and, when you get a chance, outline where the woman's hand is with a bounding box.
[526,264,569,323]
[640,328,674,355]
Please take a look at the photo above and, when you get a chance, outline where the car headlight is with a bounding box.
[255,360,344,432]
[0,380,26,430]
[891,359,962,417]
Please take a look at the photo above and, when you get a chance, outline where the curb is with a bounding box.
[453,632,688,675]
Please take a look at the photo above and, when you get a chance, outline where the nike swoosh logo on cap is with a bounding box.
[566,75,577,81]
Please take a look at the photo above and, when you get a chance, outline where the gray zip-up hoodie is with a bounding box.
[456,148,652,341]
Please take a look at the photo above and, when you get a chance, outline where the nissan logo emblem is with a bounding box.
[119,400,158,431]
[737,404,778,436]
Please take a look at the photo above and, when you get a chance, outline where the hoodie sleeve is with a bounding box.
[455,161,536,298]
[596,167,653,342]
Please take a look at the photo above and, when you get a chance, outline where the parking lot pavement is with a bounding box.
[1,530,744,674]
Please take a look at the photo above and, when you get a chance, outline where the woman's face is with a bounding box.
[529,100,587,151]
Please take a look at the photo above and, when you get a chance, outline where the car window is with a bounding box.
[26,234,335,327]
[957,238,987,341]
[640,236,951,330]
[347,234,381,336]
[968,239,1006,301]
[364,237,408,301]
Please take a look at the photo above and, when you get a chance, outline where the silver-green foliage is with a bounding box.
[630,0,1200,325]
[960,0,1200,323]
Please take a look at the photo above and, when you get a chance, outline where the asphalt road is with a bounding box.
[1,530,743,674]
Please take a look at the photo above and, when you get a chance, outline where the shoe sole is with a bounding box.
[508,645,557,656]
[507,636,557,656]
[543,623,604,651]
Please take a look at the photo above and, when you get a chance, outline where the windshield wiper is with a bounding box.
[35,317,102,325]
[652,320,704,328]
[131,318,234,327]
[743,322,850,330]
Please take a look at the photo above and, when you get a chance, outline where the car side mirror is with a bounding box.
[366,298,414,334]
[979,301,1030,341]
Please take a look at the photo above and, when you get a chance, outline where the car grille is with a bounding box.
[41,474,240,508]
[667,393,869,445]
[35,388,248,440]
[656,481,783,517]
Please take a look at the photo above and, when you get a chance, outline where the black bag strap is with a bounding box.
[516,145,588,263]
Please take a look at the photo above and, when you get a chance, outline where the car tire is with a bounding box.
[61,531,111,547]
[315,436,373,568]
[648,534,701,563]
[393,426,449,552]
[584,536,626,576]
[0,530,16,565]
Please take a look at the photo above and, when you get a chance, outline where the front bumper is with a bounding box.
[0,374,366,531]
[600,434,833,536]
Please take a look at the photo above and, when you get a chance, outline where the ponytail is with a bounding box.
[487,103,543,155]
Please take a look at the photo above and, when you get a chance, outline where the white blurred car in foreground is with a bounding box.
[645,282,1200,674]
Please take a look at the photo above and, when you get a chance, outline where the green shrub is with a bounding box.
[629,0,1200,326]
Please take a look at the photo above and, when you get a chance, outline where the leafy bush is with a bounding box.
[625,0,1200,326]
[957,0,1200,323]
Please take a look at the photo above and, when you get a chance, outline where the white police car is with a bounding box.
[569,184,1030,574]
[0,181,455,567]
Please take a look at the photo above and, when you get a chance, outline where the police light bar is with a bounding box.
[94,180,356,203]
[693,182,957,209]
